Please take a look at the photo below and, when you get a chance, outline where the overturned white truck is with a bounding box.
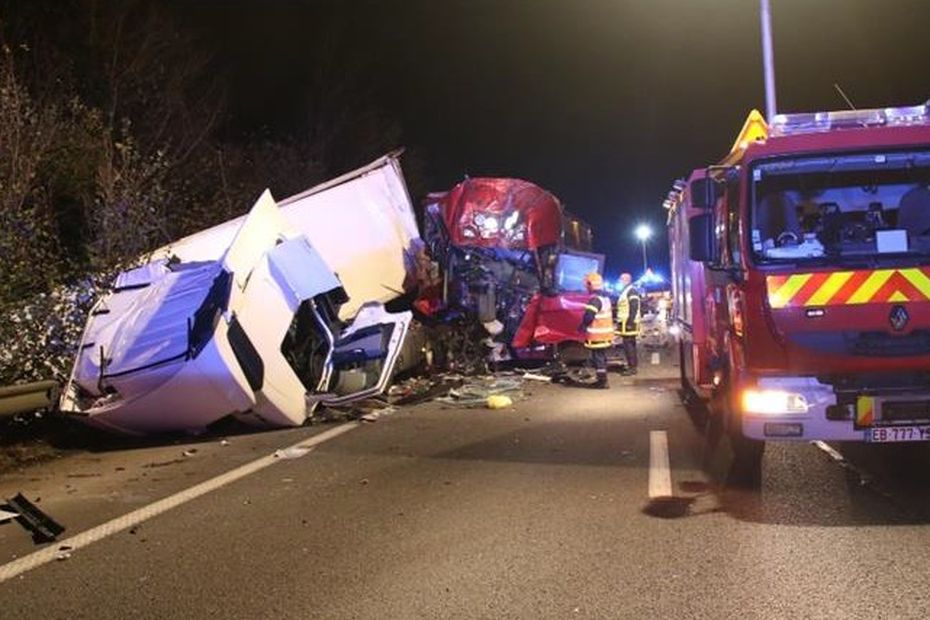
[60,154,421,434]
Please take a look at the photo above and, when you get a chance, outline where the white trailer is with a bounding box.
[60,153,420,435]
[152,151,421,320]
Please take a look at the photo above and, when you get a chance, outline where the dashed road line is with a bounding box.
[0,421,359,584]
[648,430,673,499]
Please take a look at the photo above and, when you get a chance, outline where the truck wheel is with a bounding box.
[678,340,688,392]
[707,386,764,488]
[724,403,764,488]
[728,429,764,487]
[678,342,705,428]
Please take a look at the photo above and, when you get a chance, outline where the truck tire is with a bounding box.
[678,340,689,393]
[678,341,705,428]
[708,384,764,487]
[728,426,764,487]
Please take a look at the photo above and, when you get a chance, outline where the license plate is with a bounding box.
[866,426,930,443]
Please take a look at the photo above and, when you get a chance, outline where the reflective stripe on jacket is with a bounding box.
[585,294,614,349]
[616,286,642,336]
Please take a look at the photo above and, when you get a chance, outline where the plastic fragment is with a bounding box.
[274,446,314,459]
[522,373,552,382]
[486,394,513,409]
[0,508,19,524]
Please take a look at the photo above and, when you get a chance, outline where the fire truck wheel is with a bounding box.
[708,386,765,487]
[728,431,764,487]
[678,342,705,427]
[678,341,688,392]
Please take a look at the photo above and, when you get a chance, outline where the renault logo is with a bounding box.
[889,305,909,331]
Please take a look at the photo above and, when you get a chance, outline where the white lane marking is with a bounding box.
[812,440,845,463]
[648,430,673,499]
[0,422,358,584]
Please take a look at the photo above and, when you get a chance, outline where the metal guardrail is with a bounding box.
[0,380,60,419]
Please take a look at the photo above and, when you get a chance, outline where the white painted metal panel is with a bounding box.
[152,153,419,319]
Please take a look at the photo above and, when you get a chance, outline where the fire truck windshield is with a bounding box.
[750,150,930,265]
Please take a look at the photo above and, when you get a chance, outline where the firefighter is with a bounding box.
[616,272,642,375]
[579,272,613,388]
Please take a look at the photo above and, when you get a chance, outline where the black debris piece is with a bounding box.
[4,493,66,543]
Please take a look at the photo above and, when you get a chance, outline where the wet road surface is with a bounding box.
[3,363,930,618]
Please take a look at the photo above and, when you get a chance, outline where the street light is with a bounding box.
[760,0,777,122]
[634,224,652,274]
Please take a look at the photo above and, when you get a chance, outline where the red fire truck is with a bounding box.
[667,104,930,475]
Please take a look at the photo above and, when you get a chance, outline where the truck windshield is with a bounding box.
[750,150,930,265]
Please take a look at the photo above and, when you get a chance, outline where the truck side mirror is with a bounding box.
[690,178,719,210]
[689,213,717,263]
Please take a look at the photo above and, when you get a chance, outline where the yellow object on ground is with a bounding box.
[486,395,513,409]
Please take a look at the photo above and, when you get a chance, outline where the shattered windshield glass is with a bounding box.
[750,150,930,265]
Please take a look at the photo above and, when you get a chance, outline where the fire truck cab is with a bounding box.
[668,104,930,474]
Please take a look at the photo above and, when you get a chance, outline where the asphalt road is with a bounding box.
[3,359,930,619]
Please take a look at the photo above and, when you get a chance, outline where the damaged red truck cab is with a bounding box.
[668,105,930,472]
[420,177,603,359]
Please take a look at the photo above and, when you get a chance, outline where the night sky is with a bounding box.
[177,0,930,278]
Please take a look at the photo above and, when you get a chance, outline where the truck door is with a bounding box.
[320,304,412,406]
[703,174,740,374]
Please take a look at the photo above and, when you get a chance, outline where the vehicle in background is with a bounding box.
[667,105,930,476]
[417,177,604,362]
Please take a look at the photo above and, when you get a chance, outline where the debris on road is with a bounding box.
[3,493,65,544]
[143,459,186,469]
[0,508,19,523]
[486,394,513,409]
[389,376,458,406]
[521,372,552,383]
[274,446,314,460]
[437,376,525,408]
[360,406,397,423]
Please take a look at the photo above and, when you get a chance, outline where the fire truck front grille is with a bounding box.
[789,330,930,358]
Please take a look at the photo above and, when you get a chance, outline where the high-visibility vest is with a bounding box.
[616,285,642,336]
[585,294,614,349]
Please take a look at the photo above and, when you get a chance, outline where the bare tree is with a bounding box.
[0,44,65,302]
[82,1,226,264]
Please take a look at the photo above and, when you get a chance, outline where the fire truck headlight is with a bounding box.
[741,389,809,415]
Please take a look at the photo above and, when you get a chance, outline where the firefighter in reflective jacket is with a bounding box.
[616,272,642,375]
[580,272,613,388]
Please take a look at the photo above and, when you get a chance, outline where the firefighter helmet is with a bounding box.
[583,272,603,291]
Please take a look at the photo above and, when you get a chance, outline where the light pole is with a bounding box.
[635,224,652,274]
[760,0,777,122]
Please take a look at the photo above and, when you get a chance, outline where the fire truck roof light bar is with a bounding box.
[770,104,930,137]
